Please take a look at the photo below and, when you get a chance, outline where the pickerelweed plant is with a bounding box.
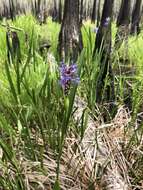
[54,60,81,181]
[0,23,82,188]
[59,61,80,95]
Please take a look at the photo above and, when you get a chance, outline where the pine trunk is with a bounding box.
[115,0,131,49]
[93,0,115,108]
[58,0,83,61]
[58,0,62,23]
[91,0,97,23]
[80,0,84,25]
[97,0,101,27]
[131,0,142,35]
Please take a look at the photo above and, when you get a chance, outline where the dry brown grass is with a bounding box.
[1,98,143,190]
[7,99,133,190]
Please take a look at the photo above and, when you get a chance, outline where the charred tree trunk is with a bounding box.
[31,0,42,23]
[97,0,101,27]
[93,0,114,58]
[9,0,16,20]
[80,0,84,25]
[115,0,133,110]
[91,0,97,23]
[35,0,41,17]
[58,0,83,62]
[43,0,48,24]
[83,1,87,20]
[93,0,115,108]
[131,0,142,35]
[87,1,92,20]
[52,0,58,21]
[115,0,131,49]
[37,0,41,15]
[57,0,62,23]
[117,0,131,27]
[31,1,35,16]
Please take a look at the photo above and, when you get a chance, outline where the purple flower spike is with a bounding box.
[104,17,111,27]
[59,62,80,94]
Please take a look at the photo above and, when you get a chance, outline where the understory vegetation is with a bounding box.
[0,11,143,190]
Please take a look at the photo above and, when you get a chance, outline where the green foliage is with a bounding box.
[0,15,143,189]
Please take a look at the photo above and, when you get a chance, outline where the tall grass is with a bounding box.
[0,15,143,189]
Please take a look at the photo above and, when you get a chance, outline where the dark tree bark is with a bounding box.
[57,0,62,23]
[31,0,42,23]
[43,0,48,24]
[117,0,131,26]
[87,1,92,20]
[37,0,41,15]
[131,0,142,35]
[83,1,87,20]
[9,0,16,20]
[52,0,62,23]
[93,0,114,55]
[80,0,84,25]
[58,0,83,61]
[31,1,35,16]
[93,0,115,106]
[115,0,131,48]
[91,0,97,23]
[35,0,41,17]
[97,0,101,27]
[52,0,58,21]
[115,0,133,110]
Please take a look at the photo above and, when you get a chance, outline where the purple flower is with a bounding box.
[103,17,110,27]
[59,62,80,94]
[93,27,99,33]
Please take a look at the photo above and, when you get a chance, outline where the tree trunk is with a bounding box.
[115,0,131,49]
[9,0,16,20]
[43,0,48,24]
[93,0,115,108]
[80,0,84,25]
[36,0,41,16]
[131,0,142,35]
[97,0,101,27]
[58,0,62,23]
[87,1,92,20]
[117,0,131,27]
[52,0,58,21]
[58,0,83,62]
[115,0,133,110]
[93,0,114,56]
[91,0,97,23]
